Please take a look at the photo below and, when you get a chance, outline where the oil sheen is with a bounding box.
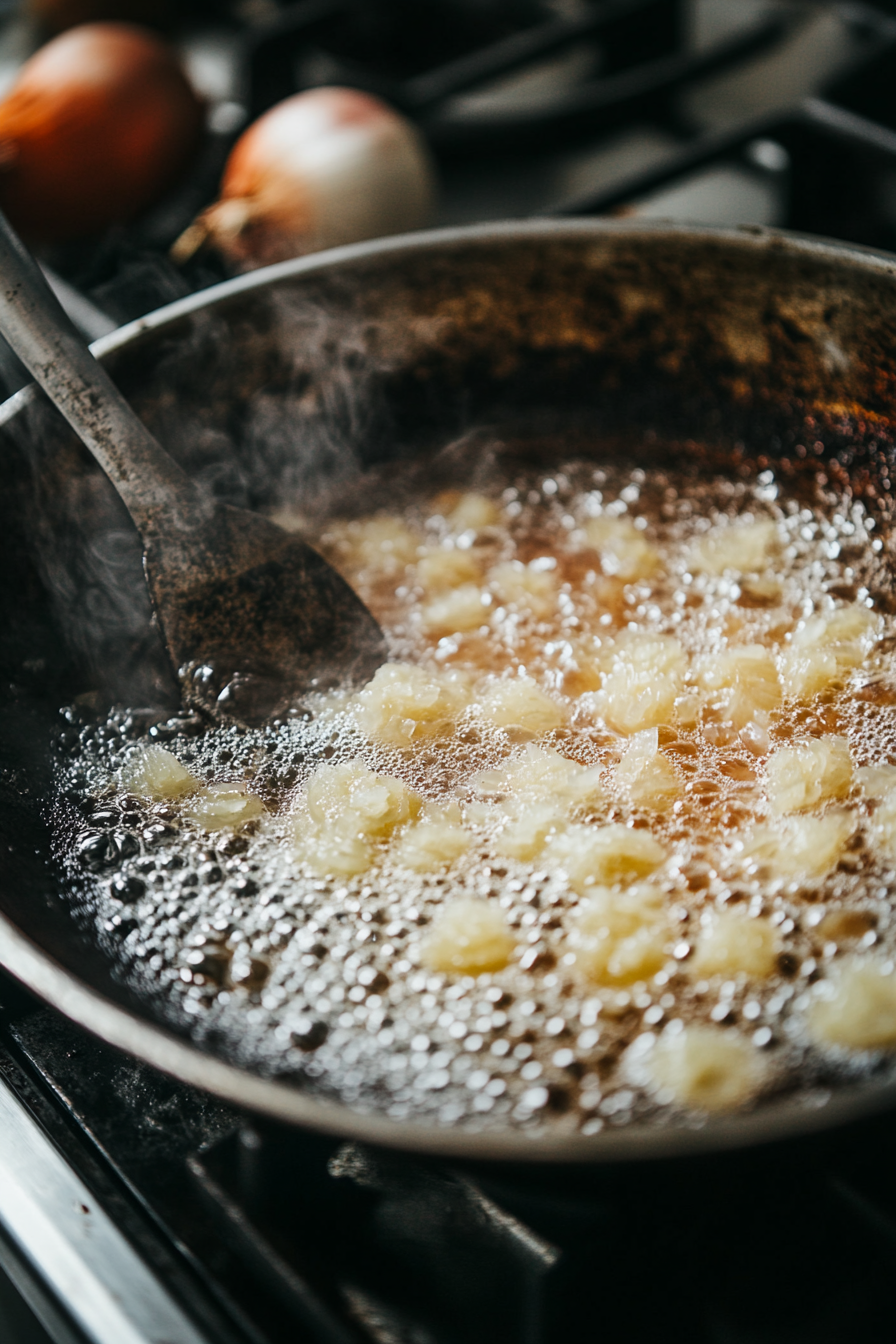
[56,447,896,1135]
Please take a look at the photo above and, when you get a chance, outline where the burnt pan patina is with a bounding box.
[1,220,896,1161]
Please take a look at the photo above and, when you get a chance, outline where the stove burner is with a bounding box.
[243,0,691,135]
[7,4,896,1342]
[5,978,896,1344]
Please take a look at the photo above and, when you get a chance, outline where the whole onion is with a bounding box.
[0,23,203,244]
[172,87,436,271]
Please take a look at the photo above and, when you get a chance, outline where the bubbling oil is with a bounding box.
[56,447,896,1134]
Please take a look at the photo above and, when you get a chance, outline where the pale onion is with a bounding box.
[0,23,203,244]
[172,86,436,270]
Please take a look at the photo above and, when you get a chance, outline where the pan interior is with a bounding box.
[2,223,896,1157]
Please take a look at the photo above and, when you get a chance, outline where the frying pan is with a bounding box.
[1,219,896,1163]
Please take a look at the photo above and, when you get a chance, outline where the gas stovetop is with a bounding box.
[5,965,896,1344]
[5,3,896,1342]
[5,0,896,344]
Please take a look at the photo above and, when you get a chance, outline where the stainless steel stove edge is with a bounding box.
[0,1071,212,1344]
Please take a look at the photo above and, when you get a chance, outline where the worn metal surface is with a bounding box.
[0,211,385,723]
[0,219,895,1161]
[0,1074,213,1344]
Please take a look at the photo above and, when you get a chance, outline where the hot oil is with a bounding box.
[56,447,896,1134]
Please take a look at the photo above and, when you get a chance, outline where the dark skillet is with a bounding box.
[1,219,896,1162]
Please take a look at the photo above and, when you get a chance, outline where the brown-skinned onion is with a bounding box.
[0,23,203,244]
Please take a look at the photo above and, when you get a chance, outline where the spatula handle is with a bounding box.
[0,209,203,534]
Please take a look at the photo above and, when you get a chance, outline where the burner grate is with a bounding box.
[191,1128,562,1344]
[10,974,896,1344]
[242,0,684,125]
[186,1109,896,1344]
[239,0,800,159]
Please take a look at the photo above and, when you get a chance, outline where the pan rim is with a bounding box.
[4,904,896,1162]
[4,215,896,429]
[3,216,896,1162]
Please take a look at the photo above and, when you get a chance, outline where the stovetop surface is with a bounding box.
[5,2,896,1342]
[4,963,896,1344]
[1,0,894,344]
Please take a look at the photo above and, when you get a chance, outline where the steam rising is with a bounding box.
[0,286,413,704]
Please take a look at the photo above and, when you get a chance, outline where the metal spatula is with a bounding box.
[0,211,387,722]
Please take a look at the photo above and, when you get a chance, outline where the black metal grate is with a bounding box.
[242,0,685,125]
[551,9,896,255]
[5,976,896,1344]
[187,1114,896,1344]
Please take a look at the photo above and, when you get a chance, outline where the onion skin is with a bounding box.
[174,87,436,271]
[0,23,203,244]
